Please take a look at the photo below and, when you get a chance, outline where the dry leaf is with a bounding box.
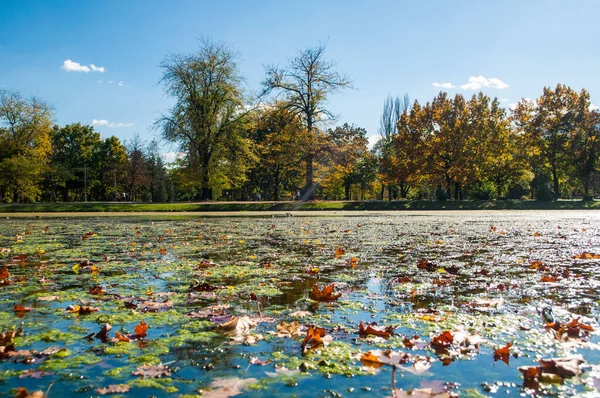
[96,384,131,395]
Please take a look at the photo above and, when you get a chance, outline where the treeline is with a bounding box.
[0,90,170,202]
[1,40,599,203]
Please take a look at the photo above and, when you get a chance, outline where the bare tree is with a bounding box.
[262,43,351,200]
[157,38,250,200]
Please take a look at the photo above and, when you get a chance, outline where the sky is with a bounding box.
[2,0,600,153]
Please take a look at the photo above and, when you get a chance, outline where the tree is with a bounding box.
[93,136,128,201]
[49,123,102,201]
[262,43,351,200]
[0,89,53,202]
[158,38,253,200]
[125,134,149,202]
[322,123,369,200]
[513,84,589,199]
[378,94,410,199]
[569,109,600,199]
[247,102,304,201]
[145,139,170,202]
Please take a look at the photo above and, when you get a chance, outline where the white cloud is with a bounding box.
[500,98,510,102]
[367,134,380,150]
[589,103,599,111]
[118,81,124,87]
[61,59,105,73]
[460,76,509,90]
[107,80,114,84]
[433,82,455,89]
[508,98,535,111]
[61,60,90,73]
[92,119,135,128]
[90,64,105,72]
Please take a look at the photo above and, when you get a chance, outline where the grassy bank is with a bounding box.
[0,199,599,213]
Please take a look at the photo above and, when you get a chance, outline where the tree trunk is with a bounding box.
[380,184,385,201]
[551,162,559,200]
[303,153,315,201]
[399,181,409,198]
[344,182,351,201]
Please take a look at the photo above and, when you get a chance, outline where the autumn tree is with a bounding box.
[247,103,304,200]
[0,89,53,202]
[262,43,351,200]
[513,84,589,199]
[321,123,369,200]
[144,139,170,202]
[391,100,428,198]
[158,38,253,200]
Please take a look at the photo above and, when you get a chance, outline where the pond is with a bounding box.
[0,211,599,397]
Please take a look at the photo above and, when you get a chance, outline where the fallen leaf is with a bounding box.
[493,342,512,365]
[96,384,131,395]
[19,369,54,379]
[134,321,148,338]
[431,331,453,350]
[310,284,341,301]
[133,364,171,378]
[201,377,258,398]
[218,316,257,336]
[15,388,44,398]
[539,357,584,378]
[360,349,411,367]
[249,357,272,366]
[358,322,394,338]
[273,321,301,338]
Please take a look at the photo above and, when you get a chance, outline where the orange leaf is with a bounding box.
[334,247,345,258]
[0,266,9,279]
[309,284,341,301]
[115,331,131,342]
[494,342,512,365]
[302,324,326,351]
[134,321,148,338]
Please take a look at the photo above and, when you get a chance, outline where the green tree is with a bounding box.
[145,139,170,202]
[93,136,128,201]
[569,109,600,199]
[513,84,589,199]
[262,43,351,200]
[158,38,253,200]
[49,123,102,201]
[0,89,53,202]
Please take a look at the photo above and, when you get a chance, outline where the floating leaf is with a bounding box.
[133,321,148,338]
[431,331,453,350]
[96,384,131,395]
[310,284,341,301]
[493,342,512,365]
[218,316,257,336]
[358,322,394,338]
[133,364,171,378]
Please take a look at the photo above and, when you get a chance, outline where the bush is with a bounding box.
[468,181,495,200]
[506,182,528,200]
[436,187,448,201]
[531,169,553,201]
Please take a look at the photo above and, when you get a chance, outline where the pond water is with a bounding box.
[0,211,599,397]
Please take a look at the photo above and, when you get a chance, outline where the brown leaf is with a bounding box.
[493,342,512,365]
[539,357,584,378]
[302,325,328,352]
[19,369,54,379]
[115,331,131,342]
[0,265,9,279]
[95,323,112,342]
[358,322,394,338]
[417,259,437,272]
[431,331,453,350]
[249,357,272,366]
[96,384,131,395]
[218,316,257,336]
[359,349,411,367]
[133,364,171,378]
[274,321,301,338]
[202,377,258,398]
[16,388,44,398]
[309,284,341,301]
[334,247,345,258]
[89,285,104,295]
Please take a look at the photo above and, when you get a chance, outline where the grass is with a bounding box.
[0,199,599,213]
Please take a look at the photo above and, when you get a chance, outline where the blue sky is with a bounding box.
[2,0,599,151]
